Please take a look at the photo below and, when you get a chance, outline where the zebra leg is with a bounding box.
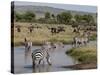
[87,37,90,43]
[46,53,52,65]
[42,59,45,66]
[75,41,77,47]
[84,41,87,45]
[72,41,75,48]
[32,53,36,68]
[72,42,74,47]
[39,59,42,65]
[32,60,35,68]
[47,58,51,65]
[25,50,28,63]
[79,42,81,47]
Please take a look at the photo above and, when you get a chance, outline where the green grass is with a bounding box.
[66,43,97,63]
[90,33,97,41]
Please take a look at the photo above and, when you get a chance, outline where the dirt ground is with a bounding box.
[62,62,97,70]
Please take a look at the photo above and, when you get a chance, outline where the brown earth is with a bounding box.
[62,63,97,70]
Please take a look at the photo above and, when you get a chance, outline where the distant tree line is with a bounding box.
[14,11,97,26]
[15,11,36,22]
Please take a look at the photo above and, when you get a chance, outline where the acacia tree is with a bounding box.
[82,14,94,25]
[45,12,51,19]
[56,12,72,24]
[51,14,55,19]
[56,14,62,23]
[74,14,82,24]
[14,12,23,22]
[51,14,57,23]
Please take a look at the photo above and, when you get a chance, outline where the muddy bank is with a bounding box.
[62,63,97,70]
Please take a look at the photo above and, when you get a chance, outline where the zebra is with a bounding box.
[72,36,89,47]
[24,38,32,63]
[72,30,90,47]
[31,41,57,68]
[31,48,51,68]
[83,30,90,43]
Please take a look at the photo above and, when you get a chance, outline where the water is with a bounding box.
[14,45,78,74]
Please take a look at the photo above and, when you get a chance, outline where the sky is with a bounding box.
[14,1,97,13]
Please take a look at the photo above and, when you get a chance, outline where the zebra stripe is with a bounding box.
[34,53,43,59]
[32,49,45,60]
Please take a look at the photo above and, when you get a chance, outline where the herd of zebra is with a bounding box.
[24,38,64,68]
[72,29,91,47]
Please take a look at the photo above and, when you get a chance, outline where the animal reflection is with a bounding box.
[32,65,51,73]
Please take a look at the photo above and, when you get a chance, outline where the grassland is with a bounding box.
[13,22,76,46]
[66,41,97,64]
[13,22,97,46]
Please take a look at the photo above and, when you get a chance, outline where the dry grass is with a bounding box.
[13,22,76,46]
[13,22,97,46]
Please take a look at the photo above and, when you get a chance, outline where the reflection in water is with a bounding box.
[25,50,32,64]
[32,65,51,73]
